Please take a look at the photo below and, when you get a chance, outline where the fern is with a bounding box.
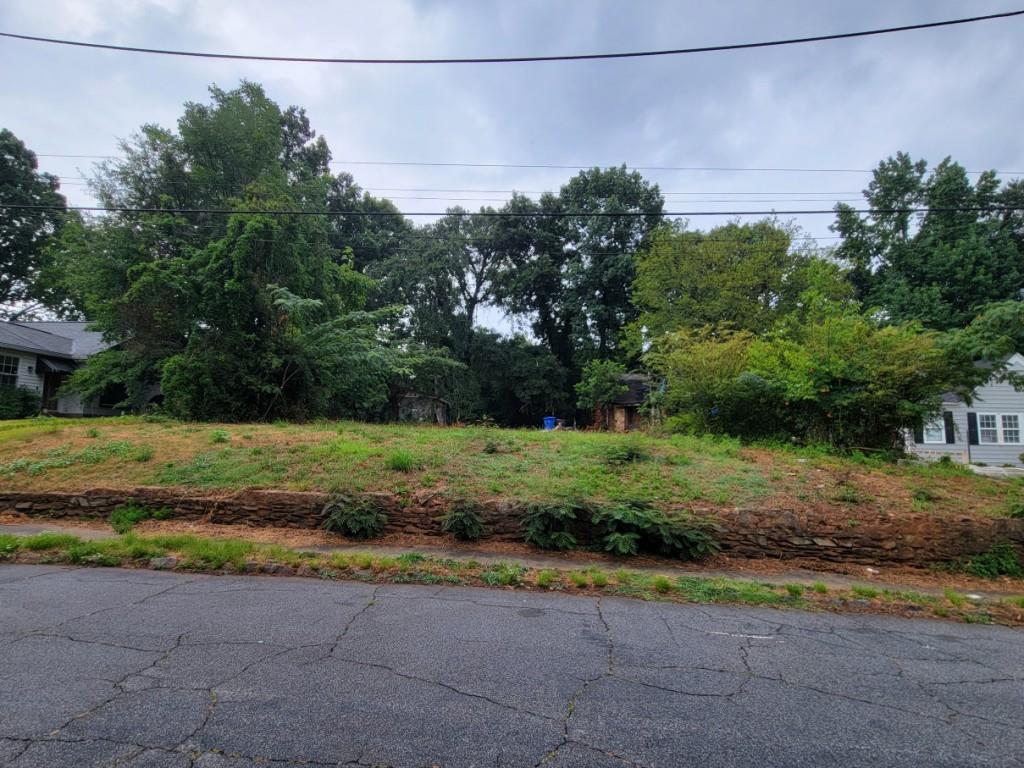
[521,502,578,550]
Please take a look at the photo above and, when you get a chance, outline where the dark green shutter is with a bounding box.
[943,411,955,444]
[967,412,979,445]
[913,424,924,443]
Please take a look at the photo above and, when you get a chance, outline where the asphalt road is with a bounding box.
[0,566,1021,768]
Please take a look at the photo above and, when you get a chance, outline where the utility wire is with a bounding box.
[34,154,1021,175]
[3,203,1023,217]
[2,9,1020,64]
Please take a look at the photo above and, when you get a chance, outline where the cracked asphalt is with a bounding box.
[0,565,1021,768]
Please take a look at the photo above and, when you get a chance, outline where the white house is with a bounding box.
[906,353,1024,467]
[0,321,126,416]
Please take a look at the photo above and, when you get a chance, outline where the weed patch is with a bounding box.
[440,502,485,541]
[322,496,387,539]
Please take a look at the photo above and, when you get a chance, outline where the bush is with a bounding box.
[109,504,171,534]
[591,500,719,560]
[521,502,578,550]
[322,496,387,539]
[210,429,231,444]
[0,386,40,419]
[963,542,1023,578]
[441,502,485,541]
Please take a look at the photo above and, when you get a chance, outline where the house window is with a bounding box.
[922,419,946,444]
[978,414,999,443]
[1001,414,1021,444]
[0,355,18,387]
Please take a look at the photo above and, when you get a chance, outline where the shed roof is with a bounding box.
[611,373,651,407]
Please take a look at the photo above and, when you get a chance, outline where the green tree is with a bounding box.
[493,167,664,373]
[58,82,449,421]
[833,153,1023,329]
[575,359,627,413]
[631,219,851,344]
[0,129,66,318]
[466,330,569,426]
[648,300,972,449]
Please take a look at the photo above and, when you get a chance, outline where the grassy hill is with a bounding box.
[0,417,1019,519]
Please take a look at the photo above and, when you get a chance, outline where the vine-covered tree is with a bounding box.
[0,129,66,318]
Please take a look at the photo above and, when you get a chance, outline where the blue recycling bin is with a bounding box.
[542,416,557,430]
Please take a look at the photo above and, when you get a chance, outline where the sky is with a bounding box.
[2,0,1023,332]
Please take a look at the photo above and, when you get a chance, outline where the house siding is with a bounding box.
[907,355,1024,467]
[966,370,1024,466]
[0,347,44,397]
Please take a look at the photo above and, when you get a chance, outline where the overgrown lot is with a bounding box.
[1,417,1020,519]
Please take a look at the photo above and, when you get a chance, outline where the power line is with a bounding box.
[2,9,1020,64]
[32,154,1023,175]
[4,202,1023,217]
[52,178,867,195]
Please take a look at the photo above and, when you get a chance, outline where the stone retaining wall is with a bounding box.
[2,488,1022,565]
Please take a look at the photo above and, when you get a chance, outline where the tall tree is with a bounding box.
[494,167,664,373]
[833,153,1023,329]
[559,166,664,359]
[631,219,851,343]
[0,129,66,318]
[56,82,455,420]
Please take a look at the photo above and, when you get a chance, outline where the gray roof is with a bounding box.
[0,321,109,360]
[612,373,651,407]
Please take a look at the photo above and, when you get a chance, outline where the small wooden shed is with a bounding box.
[599,374,650,432]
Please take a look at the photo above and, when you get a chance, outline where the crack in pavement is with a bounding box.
[4,566,1021,768]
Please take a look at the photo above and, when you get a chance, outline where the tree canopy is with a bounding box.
[4,82,1023,437]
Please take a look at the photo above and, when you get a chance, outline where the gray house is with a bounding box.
[0,321,125,415]
[906,353,1024,467]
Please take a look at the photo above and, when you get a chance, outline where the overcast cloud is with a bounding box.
[2,0,1022,331]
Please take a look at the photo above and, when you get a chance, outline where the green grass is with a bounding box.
[0,418,1020,518]
[536,569,559,589]
[672,576,794,606]
[851,585,881,599]
[0,530,1017,623]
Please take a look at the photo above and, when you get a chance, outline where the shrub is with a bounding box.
[85,427,100,439]
[386,450,418,472]
[109,504,171,534]
[210,429,231,444]
[521,502,577,550]
[602,531,640,557]
[441,502,485,541]
[590,500,719,560]
[322,496,387,539]
[0,386,40,419]
[963,542,1023,578]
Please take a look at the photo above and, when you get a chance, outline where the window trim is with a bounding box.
[977,412,1023,445]
[921,418,947,444]
[1001,413,1021,445]
[0,354,18,388]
